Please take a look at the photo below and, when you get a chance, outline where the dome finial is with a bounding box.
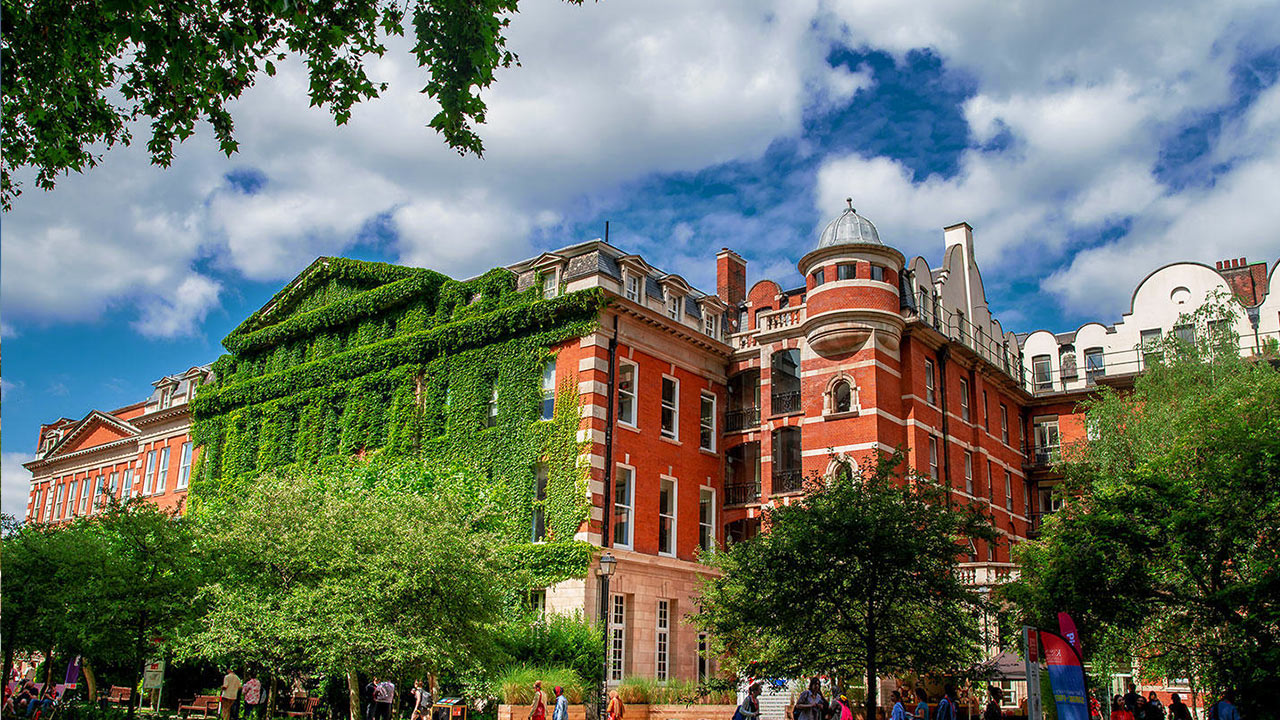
[845,197,854,212]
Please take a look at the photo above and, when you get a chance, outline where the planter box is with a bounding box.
[499,704,588,720]
[498,704,736,720]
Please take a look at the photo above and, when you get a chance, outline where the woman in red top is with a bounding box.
[1111,695,1135,720]
[528,681,547,720]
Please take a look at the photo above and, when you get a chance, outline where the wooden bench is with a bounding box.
[284,696,320,720]
[102,686,132,707]
[179,695,222,719]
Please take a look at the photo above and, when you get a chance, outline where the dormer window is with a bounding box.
[624,272,641,302]
[702,313,719,338]
[667,292,681,320]
[542,270,559,299]
[159,386,173,409]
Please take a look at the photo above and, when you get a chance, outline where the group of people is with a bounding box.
[1108,684,1234,720]
[524,681,572,720]
[731,678,963,720]
[218,668,270,720]
[5,679,56,719]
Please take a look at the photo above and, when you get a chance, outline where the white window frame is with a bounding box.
[90,476,102,513]
[983,390,990,430]
[609,594,626,683]
[925,359,937,405]
[928,436,939,480]
[1005,470,1013,510]
[666,292,681,320]
[699,487,715,553]
[177,442,193,489]
[66,479,77,518]
[1000,404,1009,444]
[655,599,671,681]
[155,445,170,493]
[53,483,63,520]
[532,462,549,542]
[964,451,974,494]
[959,377,970,421]
[624,272,641,302]
[542,269,559,299]
[616,360,638,428]
[486,386,499,428]
[121,469,133,498]
[541,358,557,421]
[658,475,677,557]
[660,376,679,441]
[699,392,716,452]
[702,312,718,337]
[78,476,90,514]
[143,451,156,495]
[613,464,635,549]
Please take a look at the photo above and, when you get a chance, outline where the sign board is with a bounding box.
[1023,627,1043,720]
[142,660,166,690]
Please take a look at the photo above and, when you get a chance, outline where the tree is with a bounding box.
[183,458,508,720]
[1005,298,1280,717]
[694,451,996,720]
[2,502,204,719]
[0,0,587,209]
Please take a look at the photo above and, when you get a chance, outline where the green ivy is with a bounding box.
[191,258,609,588]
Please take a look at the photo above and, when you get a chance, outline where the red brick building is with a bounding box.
[23,366,213,523]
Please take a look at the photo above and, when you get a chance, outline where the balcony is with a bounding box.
[773,468,803,494]
[725,407,760,433]
[956,562,1020,587]
[725,482,761,506]
[1026,444,1060,467]
[771,391,801,416]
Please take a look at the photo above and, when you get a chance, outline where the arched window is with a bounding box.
[832,379,853,413]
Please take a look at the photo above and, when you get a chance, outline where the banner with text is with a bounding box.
[1042,631,1088,720]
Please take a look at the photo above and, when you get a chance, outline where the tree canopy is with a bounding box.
[693,450,995,720]
[0,0,585,209]
[1005,299,1280,716]
[182,458,510,720]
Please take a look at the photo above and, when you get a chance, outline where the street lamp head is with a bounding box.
[598,551,617,578]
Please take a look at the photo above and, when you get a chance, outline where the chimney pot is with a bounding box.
[1230,259,1238,268]
[1240,256,1247,265]
[1216,261,1223,269]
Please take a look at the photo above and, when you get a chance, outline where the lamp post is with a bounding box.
[597,552,617,717]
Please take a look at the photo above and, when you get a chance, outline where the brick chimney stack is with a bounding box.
[716,248,747,307]
[1214,255,1268,306]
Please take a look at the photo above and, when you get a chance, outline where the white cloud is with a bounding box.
[0,377,19,401]
[2,452,35,520]
[816,0,1280,324]
[132,274,222,338]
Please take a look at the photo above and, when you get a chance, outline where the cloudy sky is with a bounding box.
[3,0,1280,514]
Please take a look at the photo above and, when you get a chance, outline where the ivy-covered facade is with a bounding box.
[189,257,609,585]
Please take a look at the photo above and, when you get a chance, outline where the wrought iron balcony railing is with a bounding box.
[725,482,761,506]
[771,390,801,416]
[725,407,760,433]
[772,468,803,494]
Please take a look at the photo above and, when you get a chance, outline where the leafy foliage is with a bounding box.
[694,450,995,720]
[193,258,605,587]
[0,0,588,209]
[493,613,604,698]
[1005,297,1280,715]
[1,503,205,720]
[182,458,507,682]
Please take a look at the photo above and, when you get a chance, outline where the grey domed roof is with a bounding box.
[817,199,881,248]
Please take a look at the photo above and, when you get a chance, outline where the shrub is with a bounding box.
[616,678,735,706]
[495,666,585,705]
[494,613,604,692]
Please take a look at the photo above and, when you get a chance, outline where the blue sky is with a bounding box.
[4,0,1280,513]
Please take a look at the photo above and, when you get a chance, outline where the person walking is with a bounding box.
[1111,695,1134,720]
[911,688,929,720]
[243,674,263,720]
[411,680,433,720]
[796,679,826,720]
[221,668,243,720]
[982,688,1001,720]
[528,681,547,720]
[935,686,957,720]
[1167,694,1191,720]
[551,686,568,720]
[735,683,763,720]
[1124,685,1140,717]
[1212,690,1239,720]
[373,678,395,720]
[889,692,907,720]
[606,689,624,720]
[1144,693,1164,720]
